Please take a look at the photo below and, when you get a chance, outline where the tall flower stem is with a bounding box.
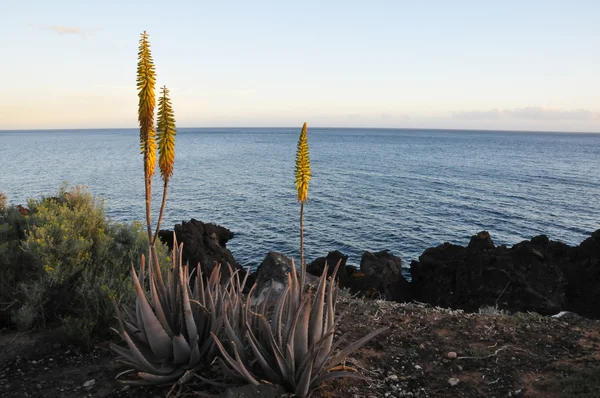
[137,31,157,243]
[295,122,311,286]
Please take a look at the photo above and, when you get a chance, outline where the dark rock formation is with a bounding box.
[158,218,242,280]
[352,250,412,302]
[410,231,568,315]
[307,250,411,302]
[253,252,295,288]
[249,252,317,305]
[545,231,600,318]
[307,250,350,285]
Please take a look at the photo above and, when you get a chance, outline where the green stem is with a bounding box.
[144,160,153,244]
[152,182,168,247]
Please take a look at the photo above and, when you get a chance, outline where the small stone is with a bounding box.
[414,365,422,370]
[368,396,378,398]
[121,386,131,392]
[447,351,458,359]
[458,365,463,371]
[448,377,460,386]
[83,379,95,389]
[31,360,37,365]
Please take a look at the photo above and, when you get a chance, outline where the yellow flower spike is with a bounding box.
[157,86,177,184]
[295,122,312,203]
[295,122,311,271]
[137,31,157,179]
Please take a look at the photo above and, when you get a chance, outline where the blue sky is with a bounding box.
[1,0,599,131]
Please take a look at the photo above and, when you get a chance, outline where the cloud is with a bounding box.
[41,25,101,38]
[50,26,81,35]
[453,107,600,121]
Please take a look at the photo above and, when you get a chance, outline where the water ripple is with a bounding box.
[1,128,599,270]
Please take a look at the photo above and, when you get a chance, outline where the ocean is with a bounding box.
[1,128,599,271]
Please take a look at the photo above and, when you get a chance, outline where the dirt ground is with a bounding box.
[1,298,599,398]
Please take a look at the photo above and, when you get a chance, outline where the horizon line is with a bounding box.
[1,126,600,135]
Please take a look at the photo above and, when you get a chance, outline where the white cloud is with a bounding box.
[453,107,600,121]
[41,25,101,38]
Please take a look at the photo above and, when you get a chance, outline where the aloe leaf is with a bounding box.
[149,245,166,298]
[223,307,248,363]
[121,330,173,375]
[327,327,388,370]
[210,333,260,385]
[188,335,201,368]
[131,265,172,360]
[257,315,289,381]
[297,328,335,378]
[246,329,281,383]
[244,284,257,329]
[285,343,296,389]
[295,354,313,397]
[231,340,260,385]
[179,264,198,343]
[122,305,137,324]
[137,369,186,384]
[308,264,328,347]
[315,268,336,367]
[290,260,300,305]
[214,357,247,384]
[172,334,192,365]
[109,343,136,364]
[149,265,174,338]
[293,298,310,367]
[135,300,147,342]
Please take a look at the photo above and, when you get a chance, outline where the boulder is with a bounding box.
[410,231,567,315]
[250,252,317,306]
[345,250,411,302]
[307,250,350,285]
[158,218,242,280]
[548,230,600,318]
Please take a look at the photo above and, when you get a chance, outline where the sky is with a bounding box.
[1,0,599,132]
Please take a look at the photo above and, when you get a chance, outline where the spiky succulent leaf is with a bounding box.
[294,122,311,203]
[215,258,388,397]
[137,31,157,178]
[157,85,176,183]
[112,233,231,385]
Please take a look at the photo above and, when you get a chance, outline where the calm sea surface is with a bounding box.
[1,128,599,271]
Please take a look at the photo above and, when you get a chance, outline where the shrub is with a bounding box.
[0,185,170,343]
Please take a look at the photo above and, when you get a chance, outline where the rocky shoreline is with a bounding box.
[159,219,600,319]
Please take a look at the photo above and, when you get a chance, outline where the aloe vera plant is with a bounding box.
[111,235,228,385]
[213,259,387,397]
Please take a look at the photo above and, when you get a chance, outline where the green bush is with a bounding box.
[0,185,170,343]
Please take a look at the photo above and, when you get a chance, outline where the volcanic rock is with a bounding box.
[158,218,242,280]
